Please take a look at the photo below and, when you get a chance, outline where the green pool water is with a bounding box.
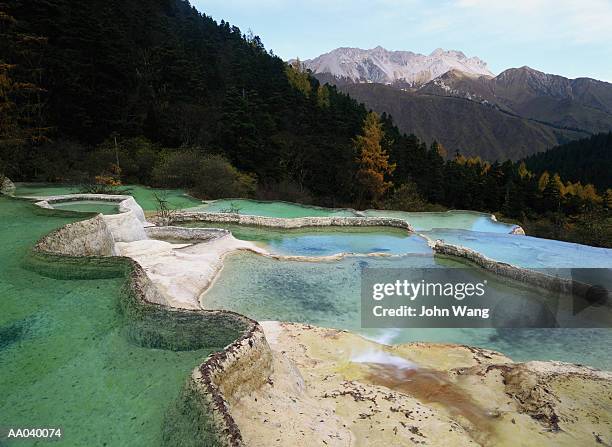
[50,200,120,215]
[14,183,202,211]
[188,199,517,233]
[363,209,517,233]
[187,198,357,217]
[0,197,238,446]
[202,251,612,370]
[12,183,80,197]
[181,222,431,256]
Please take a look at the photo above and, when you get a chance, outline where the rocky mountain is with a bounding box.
[298,46,493,87]
[341,83,587,160]
[419,66,612,134]
[303,47,612,159]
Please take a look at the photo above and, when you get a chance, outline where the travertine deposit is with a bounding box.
[0,176,16,195]
[115,234,266,309]
[35,214,117,257]
[169,212,415,232]
[29,196,611,447]
[225,321,611,447]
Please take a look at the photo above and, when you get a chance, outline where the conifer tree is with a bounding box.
[543,174,564,211]
[354,112,395,207]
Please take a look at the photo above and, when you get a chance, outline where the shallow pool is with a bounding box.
[0,197,236,446]
[364,209,517,233]
[188,199,517,233]
[426,229,612,268]
[203,251,612,369]
[189,198,357,218]
[50,200,120,215]
[14,183,202,211]
[181,222,431,256]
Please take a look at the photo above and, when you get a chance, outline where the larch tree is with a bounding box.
[354,112,395,207]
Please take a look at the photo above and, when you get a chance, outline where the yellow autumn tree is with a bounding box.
[538,171,550,192]
[354,112,395,207]
[285,58,312,97]
[518,161,531,179]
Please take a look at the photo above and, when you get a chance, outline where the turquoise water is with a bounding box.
[189,198,357,217]
[14,183,202,211]
[50,200,120,215]
[188,199,517,233]
[426,229,612,268]
[364,209,516,233]
[181,222,431,256]
[203,251,612,369]
[0,197,235,446]
[202,252,450,328]
[5,185,610,447]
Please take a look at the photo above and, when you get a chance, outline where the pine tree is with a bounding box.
[354,112,395,207]
[0,6,48,179]
[543,174,564,211]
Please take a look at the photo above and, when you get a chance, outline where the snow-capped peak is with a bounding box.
[299,46,493,86]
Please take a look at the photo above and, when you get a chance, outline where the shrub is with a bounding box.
[151,150,204,188]
[193,155,256,199]
[383,182,429,211]
[86,137,159,184]
[152,150,256,199]
[256,179,313,204]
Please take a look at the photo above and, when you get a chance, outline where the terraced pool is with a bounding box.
[3,190,611,446]
[426,229,612,268]
[202,251,612,369]
[363,209,517,233]
[49,200,120,215]
[189,199,518,233]
[188,198,356,218]
[14,183,202,211]
[0,197,238,446]
[180,222,431,256]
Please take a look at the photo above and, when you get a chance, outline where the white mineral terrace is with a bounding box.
[30,193,606,310]
[115,235,267,309]
[27,193,612,446]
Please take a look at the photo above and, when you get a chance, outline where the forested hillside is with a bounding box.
[1,0,368,203]
[524,133,612,191]
[1,1,610,246]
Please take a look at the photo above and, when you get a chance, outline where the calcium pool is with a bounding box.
[188,199,518,233]
[0,197,241,446]
[201,251,612,370]
[14,183,201,211]
[179,221,431,256]
[49,200,120,215]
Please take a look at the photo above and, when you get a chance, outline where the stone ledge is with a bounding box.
[145,225,230,242]
[430,239,596,298]
[35,214,116,257]
[32,212,265,447]
[168,212,415,232]
[0,176,16,195]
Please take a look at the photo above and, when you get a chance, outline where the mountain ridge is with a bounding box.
[340,83,587,160]
[301,46,612,159]
[296,46,493,87]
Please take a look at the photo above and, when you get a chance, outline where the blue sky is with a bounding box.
[192,0,612,82]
